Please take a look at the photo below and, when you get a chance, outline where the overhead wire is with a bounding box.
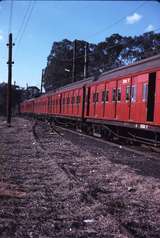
[85,1,146,40]
[73,1,146,53]
[14,0,36,56]
[14,1,33,43]
[49,1,148,64]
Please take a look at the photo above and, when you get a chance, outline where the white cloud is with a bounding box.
[126,13,142,24]
[145,24,154,32]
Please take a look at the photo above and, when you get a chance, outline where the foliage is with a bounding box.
[0,84,40,115]
[43,32,160,92]
[0,83,22,115]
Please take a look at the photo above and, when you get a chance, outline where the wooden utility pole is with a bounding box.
[6,33,14,126]
[84,42,89,78]
[72,40,77,83]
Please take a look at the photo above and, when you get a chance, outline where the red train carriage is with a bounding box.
[20,54,160,142]
[45,78,91,119]
[34,95,48,115]
[59,85,84,118]
[50,91,64,116]
[20,98,34,114]
[84,54,160,129]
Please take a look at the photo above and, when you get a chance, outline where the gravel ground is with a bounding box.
[0,117,160,238]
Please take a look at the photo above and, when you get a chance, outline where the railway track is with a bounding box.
[50,121,160,160]
[32,120,139,238]
[31,119,160,237]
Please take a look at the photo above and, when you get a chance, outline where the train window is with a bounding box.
[76,96,80,104]
[112,89,116,101]
[117,88,121,101]
[142,83,148,102]
[96,93,99,102]
[106,90,109,102]
[126,86,130,101]
[102,91,105,102]
[102,91,109,102]
[93,92,98,102]
[131,85,136,102]
[71,96,75,104]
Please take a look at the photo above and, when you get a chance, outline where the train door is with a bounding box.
[86,87,91,117]
[116,78,131,121]
[61,93,64,114]
[103,82,110,118]
[96,83,105,118]
[77,89,81,116]
[90,85,96,117]
[71,90,75,115]
[48,96,52,114]
[147,72,156,122]
[130,74,148,123]
[82,86,86,119]
[154,71,160,124]
[72,89,76,116]
[53,95,56,114]
[50,96,53,114]
[130,76,137,121]
[74,89,79,116]
[67,91,70,116]
[57,94,61,114]
[66,92,69,115]
[108,80,117,119]
[55,95,57,114]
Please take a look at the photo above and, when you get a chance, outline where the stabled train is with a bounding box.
[20,54,160,143]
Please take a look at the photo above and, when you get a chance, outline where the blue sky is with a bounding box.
[0,1,160,89]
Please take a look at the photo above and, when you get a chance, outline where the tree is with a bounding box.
[43,32,160,92]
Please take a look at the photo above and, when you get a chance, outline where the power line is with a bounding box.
[8,0,13,33]
[54,2,146,61]
[86,2,146,40]
[47,2,147,64]
[71,2,146,53]
[14,1,36,56]
[14,1,33,42]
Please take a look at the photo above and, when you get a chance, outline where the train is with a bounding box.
[20,54,160,145]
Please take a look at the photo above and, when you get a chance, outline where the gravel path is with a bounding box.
[0,117,160,238]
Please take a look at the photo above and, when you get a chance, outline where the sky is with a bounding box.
[0,0,160,89]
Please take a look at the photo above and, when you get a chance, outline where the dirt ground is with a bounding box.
[0,117,160,238]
